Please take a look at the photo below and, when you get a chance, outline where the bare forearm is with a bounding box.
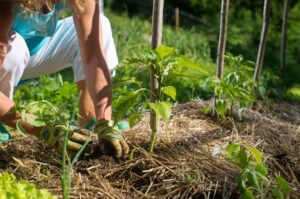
[71,0,112,121]
[0,94,40,137]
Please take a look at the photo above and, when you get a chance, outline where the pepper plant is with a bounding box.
[115,45,209,152]
[204,54,255,119]
[223,143,291,199]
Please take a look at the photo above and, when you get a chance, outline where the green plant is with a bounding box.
[286,85,300,101]
[14,100,91,199]
[115,45,209,151]
[0,172,56,199]
[204,54,255,119]
[221,143,291,199]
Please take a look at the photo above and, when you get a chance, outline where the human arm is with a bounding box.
[67,0,129,158]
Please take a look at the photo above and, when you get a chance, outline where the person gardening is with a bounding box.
[0,0,129,158]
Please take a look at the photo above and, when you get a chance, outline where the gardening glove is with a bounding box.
[38,122,92,155]
[95,120,130,158]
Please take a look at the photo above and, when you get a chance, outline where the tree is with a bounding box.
[149,0,165,152]
[280,0,289,79]
[216,0,230,79]
[253,0,271,83]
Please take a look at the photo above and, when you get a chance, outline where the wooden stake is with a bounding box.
[254,0,270,83]
[175,7,180,33]
[216,0,229,79]
[150,0,165,152]
[280,0,289,79]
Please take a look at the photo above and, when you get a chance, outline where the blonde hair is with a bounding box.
[11,0,86,14]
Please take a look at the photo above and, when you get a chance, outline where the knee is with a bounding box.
[2,32,29,75]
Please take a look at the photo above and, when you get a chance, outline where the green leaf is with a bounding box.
[143,49,158,61]
[16,120,26,135]
[215,100,227,116]
[149,101,172,121]
[226,143,241,160]
[248,147,263,164]
[113,77,141,89]
[238,150,249,168]
[255,172,270,184]
[161,86,176,100]
[169,70,205,79]
[247,172,260,190]
[272,189,284,199]
[241,65,254,71]
[275,176,291,195]
[243,189,255,199]
[114,89,145,121]
[237,174,247,194]
[155,45,176,59]
[128,113,143,127]
[178,59,210,76]
[255,164,268,176]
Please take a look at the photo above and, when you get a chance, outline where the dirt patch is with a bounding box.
[1,100,300,198]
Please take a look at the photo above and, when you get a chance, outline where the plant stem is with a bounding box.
[149,117,158,153]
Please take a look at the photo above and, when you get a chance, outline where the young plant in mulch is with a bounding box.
[114,45,209,152]
[204,54,255,120]
[15,100,91,199]
[214,143,291,199]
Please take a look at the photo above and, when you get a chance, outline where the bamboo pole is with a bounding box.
[254,0,271,83]
[149,0,164,152]
[216,0,229,79]
[280,0,289,79]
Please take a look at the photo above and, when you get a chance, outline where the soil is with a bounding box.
[0,100,300,198]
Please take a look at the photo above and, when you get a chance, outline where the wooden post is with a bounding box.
[175,7,180,33]
[216,0,229,79]
[280,0,289,79]
[254,0,271,83]
[149,0,164,152]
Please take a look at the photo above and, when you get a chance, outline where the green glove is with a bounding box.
[39,123,92,154]
[95,120,129,158]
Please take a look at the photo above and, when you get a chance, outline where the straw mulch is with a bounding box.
[0,100,300,198]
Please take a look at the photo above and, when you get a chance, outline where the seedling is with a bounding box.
[214,143,291,199]
[204,54,255,119]
[117,45,209,152]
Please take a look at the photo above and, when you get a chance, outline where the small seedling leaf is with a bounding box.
[155,45,176,59]
[149,102,172,121]
[161,86,176,100]
[128,113,143,127]
[247,171,260,190]
[178,59,209,76]
[243,189,255,199]
[238,150,248,168]
[272,189,284,199]
[248,147,263,164]
[275,176,291,195]
[255,164,268,176]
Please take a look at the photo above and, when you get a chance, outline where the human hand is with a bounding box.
[39,122,92,155]
[95,120,130,158]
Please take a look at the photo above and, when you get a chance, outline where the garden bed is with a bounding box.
[0,100,300,198]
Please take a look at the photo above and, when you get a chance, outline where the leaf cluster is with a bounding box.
[224,144,291,199]
[0,172,56,199]
[203,54,255,119]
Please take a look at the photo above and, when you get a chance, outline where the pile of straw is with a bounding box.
[1,100,299,198]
